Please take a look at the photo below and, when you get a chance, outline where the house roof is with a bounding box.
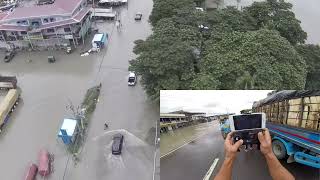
[2,0,82,21]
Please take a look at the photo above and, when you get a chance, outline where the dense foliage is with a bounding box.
[295,44,320,89]
[130,0,317,100]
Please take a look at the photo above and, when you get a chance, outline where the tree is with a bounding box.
[196,29,307,89]
[295,44,320,89]
[149,0,195,26]
[244,0,307,45]
[130,18,199,100]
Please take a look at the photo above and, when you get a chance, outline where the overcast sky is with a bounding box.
[160,90,272,115]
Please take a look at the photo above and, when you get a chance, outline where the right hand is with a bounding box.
[258,129,273,157]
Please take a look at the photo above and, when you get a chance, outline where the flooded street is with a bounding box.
[0,0,159,179]
[223,0,320,44]
[160,121,218,156]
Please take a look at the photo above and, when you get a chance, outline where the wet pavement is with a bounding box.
[222,0,320,44]
[160,120,320,180]
[0,0,158,179]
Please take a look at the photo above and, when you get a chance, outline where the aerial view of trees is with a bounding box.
[129,0,319,101]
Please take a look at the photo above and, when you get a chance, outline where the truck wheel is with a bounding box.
[221,131,227,139]
[272,140,287,159]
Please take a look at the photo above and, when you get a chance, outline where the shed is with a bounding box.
[58,118,78,145]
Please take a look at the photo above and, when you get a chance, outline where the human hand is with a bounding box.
[224,132,243,161]
[258,129,273,157]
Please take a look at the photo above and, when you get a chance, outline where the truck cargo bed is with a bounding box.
[268,123,320,154]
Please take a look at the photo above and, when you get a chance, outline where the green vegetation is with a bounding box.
[130,0,319,101]
[67,84,101,158]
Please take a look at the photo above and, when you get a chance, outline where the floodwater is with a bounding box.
[222,0,320,44]
[0,0,158,179]
[160,121,219,156]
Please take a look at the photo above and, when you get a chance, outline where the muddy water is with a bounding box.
[160,121,219,156]
[222,0,320,44]
[0,0,158,179]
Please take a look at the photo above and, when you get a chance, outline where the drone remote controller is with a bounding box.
[229,113,266,151]
[232,129,264,150]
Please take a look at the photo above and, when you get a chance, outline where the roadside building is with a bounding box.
[170,110,206,124]
[0,0,92,50]
[160,113,188,133]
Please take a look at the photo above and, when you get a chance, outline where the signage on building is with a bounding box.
[64,34,73,39]
[24,34,44,40]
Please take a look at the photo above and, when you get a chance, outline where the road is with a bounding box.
[0,0,158,179]
[160,121,320,180]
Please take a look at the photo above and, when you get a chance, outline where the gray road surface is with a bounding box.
[0,0,158,179]
[160,121,320,180]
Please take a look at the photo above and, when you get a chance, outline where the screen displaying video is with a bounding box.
[233,114,262,130]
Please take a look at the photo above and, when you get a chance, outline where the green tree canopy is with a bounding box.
[197,29,307,89]
[295,44,320,89]
[244,0,307,44]
[149,0,195,26]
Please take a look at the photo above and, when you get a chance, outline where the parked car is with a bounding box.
[24,163,38,180]
[48,56,55,63]
[134,12,142,20]
[4,50,15,63]
[128,72,137,86]
[112,133,124,155]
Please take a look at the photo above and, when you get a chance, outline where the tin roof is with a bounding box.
[2,0,83,21]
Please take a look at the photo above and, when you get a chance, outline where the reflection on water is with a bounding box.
[160,121,218,156]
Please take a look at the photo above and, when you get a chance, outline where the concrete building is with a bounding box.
[170,110,206,124]
[160,113,189,133]
[0,0,92,50]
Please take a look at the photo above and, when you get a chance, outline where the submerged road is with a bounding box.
[0,0,158,179]
[160,121,320,180]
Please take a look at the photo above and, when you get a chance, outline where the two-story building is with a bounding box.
[0,0,92,50]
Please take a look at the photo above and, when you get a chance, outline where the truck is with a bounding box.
[0,88,20,132]
[0,76,17,90]
[252,90,320,168]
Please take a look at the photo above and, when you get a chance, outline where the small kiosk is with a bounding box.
[58,118,78,145]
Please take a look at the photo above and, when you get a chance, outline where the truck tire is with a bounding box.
[272,140,287,159]
[221,131,227,139]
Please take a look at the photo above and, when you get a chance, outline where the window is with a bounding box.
[64,27,71,32]
[47,28,55,33]
[21,31,27,35]
[43,18,48,23]
[49,17,55,22]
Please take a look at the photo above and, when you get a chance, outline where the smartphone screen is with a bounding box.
[233,114,262,130]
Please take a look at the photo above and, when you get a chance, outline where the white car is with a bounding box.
[128,72,137,86]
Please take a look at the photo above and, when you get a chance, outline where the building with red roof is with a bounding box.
[0,0,92,49]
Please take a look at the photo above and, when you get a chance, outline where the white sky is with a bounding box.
[160,90,272,115]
